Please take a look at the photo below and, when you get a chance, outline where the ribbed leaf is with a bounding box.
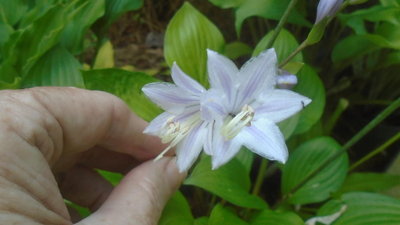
[253,28,302,63]
[93,0,143,35]
[282,137,349,205]
[209,204,249,225]
[235,0,311,35]
[164,2,225,87]
[60,0,105,54]
[82,69,162,121]
[338,172,400,194]
[317,192,400,225]
[293,65,325,134]
[0,0,28,26]
[251,210,304,225]
[159,191,194,225]
[2,1,78,77]
[22,45,84,88]
[185,156,267,209]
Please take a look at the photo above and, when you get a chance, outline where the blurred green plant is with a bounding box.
[1,0,400,224]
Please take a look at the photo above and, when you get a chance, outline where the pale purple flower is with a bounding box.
[142,49,311,172]
[315,0,343,24]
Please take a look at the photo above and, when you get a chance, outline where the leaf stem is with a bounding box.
[265,0,300,49]
[349,132,400,171]
[252,159,269,196]
[287,97,400,196]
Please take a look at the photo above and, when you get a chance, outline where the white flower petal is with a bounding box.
[200,89,227,121]
[171,62,205,94]
[203,121,215,155]
[316,0,343,24]
[239,119,288,163]
[255,89,312,123]
[142,82,199,112]
[236,48,278,109]
[211,123,243,169]
[207,49,238,106]
[143,112,173,135]
[176,123,207,172]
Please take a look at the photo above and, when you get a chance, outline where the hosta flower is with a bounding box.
[315,0,343,24]
[142,49,311,172]
[276,69,298,89]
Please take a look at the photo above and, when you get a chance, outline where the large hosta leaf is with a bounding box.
[317,192,400,225]
[282,137,349,205]
[83,69,162,121]
[2,1,77,77]
[185,156,267,209]
[164,2,225,87]
[235,0,311,35]
[93,0,143,35]
[22,45,84,88]
[61,0,105,54]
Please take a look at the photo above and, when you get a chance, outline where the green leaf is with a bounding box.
[93,0,143,35]
[253,28,303,63]
[0,0,28,26]
[224,41,252,60]
[97,170,123,186]
[0,77,21,90]
[3,1,78,76]
[282,136,349,205]
[22,45,84,88]
[318,192,400,225]
[159,191,194,225]
[64,200,90,218]
[185,156,267,209]
[235,148,254,174]
[0,23,13,51]
[235,0,311,35]
[164,2,225,87]
[338,173,400,194]
[82,69,162,121]
[293,65,325,135]
[208,0,244,9]
[194,217,209,225]
[60,0,105,54]
[209,204,249,225]
[250,210,304,225]
[331,34,391,63]
[93,40,115,69]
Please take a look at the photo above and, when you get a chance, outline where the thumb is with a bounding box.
[76,157,186,225]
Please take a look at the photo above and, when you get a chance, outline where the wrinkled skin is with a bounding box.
[0,87,185,225]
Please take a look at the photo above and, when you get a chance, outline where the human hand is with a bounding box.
[0,87,185,225]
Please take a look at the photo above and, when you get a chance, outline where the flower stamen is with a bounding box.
[154,114,201,161]
[221,105,254,140]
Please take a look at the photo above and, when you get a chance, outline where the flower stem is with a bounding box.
[349,132,400,171]
[279,40,308,68]
[325,98,349,135]
[287,97,400,196]
[252,159,268,196]
[265,0,300,49]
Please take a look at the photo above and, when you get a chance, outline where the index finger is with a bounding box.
[12,87,165,165]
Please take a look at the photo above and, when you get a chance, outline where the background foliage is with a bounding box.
[1,0,399,224]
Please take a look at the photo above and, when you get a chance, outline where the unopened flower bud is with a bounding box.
[315,0,343,24]
[276,70,298,89]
